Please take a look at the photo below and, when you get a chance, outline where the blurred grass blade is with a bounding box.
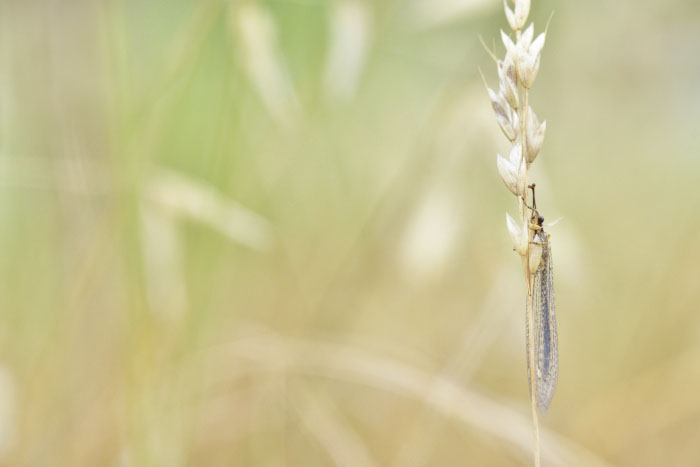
[215,333,614,467]
[292,388,378,467]
[0,368,16,458]
[140,203,187,320]
[147,169,273,251]
[229,3,299,125]
[324,0,372,101]
[398,187,461,280]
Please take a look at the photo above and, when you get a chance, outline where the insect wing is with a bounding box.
[532,235,558,415]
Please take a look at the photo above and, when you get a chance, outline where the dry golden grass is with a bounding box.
[1,1,700,466]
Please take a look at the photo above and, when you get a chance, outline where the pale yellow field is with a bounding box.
[1,1,700,466]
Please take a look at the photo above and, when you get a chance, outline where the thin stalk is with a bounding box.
[526,275,541,467]
[519,79,540,467]
[492,15,548,465]
[520,184,540,467]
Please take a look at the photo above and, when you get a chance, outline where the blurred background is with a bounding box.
[1,0,700,465]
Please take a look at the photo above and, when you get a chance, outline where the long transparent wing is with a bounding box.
[529,236,558,415]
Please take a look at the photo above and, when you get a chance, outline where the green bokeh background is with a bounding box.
[1,0,700,465]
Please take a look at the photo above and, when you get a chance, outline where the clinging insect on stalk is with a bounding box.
[526,185,558,416]
[482,1,557,465]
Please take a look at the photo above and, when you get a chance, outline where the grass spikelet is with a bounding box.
[483,1,555,465]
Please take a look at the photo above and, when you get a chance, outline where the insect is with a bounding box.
[526,184,558,415]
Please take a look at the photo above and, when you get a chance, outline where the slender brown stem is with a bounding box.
[526,286,541,467]
[501,21,543,467]
[521,188,540,467]
[518,56,540,467]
